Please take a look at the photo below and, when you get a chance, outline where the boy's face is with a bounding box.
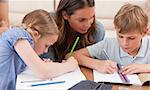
[116,29,144,56]
[34,35,58,55]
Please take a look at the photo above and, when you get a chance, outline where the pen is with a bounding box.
[31,81,65,87]
[21,78,53,83]
[21,80,47,83]
[102,49,130,83]
[69,36,80,57]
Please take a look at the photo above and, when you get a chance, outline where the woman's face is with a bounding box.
[63,7,95,34]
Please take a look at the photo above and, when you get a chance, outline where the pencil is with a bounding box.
[31,81,65,87]
[69,36,80,57]
[103,49,130,83]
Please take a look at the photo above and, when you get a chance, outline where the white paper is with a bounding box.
[94,70,142,86]
[16,67,86,90]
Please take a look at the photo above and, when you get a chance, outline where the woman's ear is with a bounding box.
[62,11,69,20]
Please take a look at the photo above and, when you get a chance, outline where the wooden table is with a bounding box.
[80,66,150,90]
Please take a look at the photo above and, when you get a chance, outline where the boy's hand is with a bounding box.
[95,60,117,74]
[120,64,150,75]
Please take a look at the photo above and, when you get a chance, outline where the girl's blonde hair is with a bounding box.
[22,9,59,41]
[114,3,148,34]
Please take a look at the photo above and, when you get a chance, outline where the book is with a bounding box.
[138,73,150,86]
[16,67,86,90]
[94,70,150,86]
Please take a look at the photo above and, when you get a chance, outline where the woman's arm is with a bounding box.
[14,39,78,79]
[0,20,8,34]
[0,1,9,26]
[0,1,9,34]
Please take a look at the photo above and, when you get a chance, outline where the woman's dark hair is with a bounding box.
[54,0,96,62]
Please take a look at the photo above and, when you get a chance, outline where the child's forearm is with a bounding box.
[38,61,77,79]
[146,64,150,73]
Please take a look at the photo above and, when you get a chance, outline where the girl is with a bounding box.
[0,9,78,90]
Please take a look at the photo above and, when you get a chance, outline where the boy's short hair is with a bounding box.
[114,3,148,34]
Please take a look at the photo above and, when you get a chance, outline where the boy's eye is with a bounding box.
[128,37,135,40]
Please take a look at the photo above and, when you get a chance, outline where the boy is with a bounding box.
[73,3,150,75]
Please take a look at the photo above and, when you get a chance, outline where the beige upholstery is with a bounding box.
[9,0,149,37]
[9,0,54,25]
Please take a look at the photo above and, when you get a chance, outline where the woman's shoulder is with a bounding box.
[95,20,105,42]
[96,20,104,28]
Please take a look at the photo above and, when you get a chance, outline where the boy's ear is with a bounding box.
[62,11,69,20]
[33,30,41,39]
[144,27,149,35]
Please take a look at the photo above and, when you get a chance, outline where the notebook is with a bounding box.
[94,70,150,86]
[16,67,86,90]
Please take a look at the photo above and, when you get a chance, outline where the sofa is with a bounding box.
[9,0,149,37]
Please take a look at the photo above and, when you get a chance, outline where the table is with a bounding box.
[80,66,150,90]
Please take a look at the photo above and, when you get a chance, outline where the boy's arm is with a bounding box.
[121,64,150,75]
[73,48,117,74]
[14,39,78,79]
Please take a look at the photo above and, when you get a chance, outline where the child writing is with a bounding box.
[0,9,78,90]
[73,3,150,75]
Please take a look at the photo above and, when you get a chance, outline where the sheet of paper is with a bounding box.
[16,67,86,90]
[93,70,142,85]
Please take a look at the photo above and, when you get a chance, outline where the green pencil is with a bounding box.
[69,36,80,57]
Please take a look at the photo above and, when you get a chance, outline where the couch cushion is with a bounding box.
[9,0,54,25]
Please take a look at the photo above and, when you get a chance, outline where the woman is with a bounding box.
[42,0,105,62]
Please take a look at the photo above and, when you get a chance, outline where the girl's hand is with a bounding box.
[95,60,117,74]
[120,64,150,75]
[43,58,52,63]
[66,56,78,71]
[65,52,71,59]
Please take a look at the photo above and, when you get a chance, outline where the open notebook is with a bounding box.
[94,70,150,86]
[16,67,86,90]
